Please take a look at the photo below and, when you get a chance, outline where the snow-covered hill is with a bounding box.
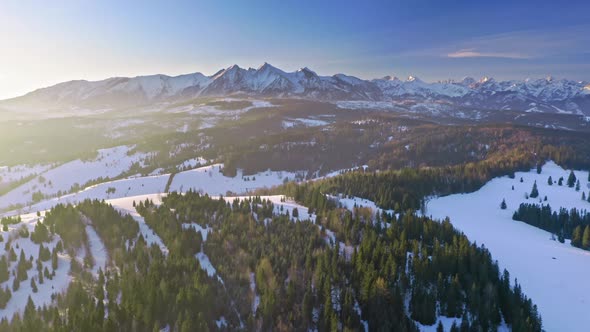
[426,161,590,332]
[2,63,588,116]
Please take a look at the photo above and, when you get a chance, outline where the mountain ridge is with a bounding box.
[1,63,589,115]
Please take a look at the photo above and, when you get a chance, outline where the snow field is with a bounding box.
[169,164,301,196]
[426,161,590,332]
[0,145,153,211]
[0,212,72,320]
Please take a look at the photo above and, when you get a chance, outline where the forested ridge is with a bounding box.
[0,191,542,331]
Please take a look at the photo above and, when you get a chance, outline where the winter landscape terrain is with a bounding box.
[0,64,590,331]
[2,3,590,329]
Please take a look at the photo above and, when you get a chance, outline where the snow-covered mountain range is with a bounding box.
[1,63,589,115]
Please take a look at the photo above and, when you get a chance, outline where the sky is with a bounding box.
[1,0,589,99]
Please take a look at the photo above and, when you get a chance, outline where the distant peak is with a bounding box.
[479,76,493,83]
[382,75,400,81]
[298,67,318,76]
[226,64,241,71]
[461,76,476,85]
[406,75,421,83]
[546,75,554,82]
[257,62,276,71]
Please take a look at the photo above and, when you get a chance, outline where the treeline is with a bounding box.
[279,154,536,211]
[513,203,590,250]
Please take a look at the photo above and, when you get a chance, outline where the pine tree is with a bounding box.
[558,230,565,243]
[558,177,564,186]
[572,226,583,247]
[0,258,8,283]
[520,177,524,183]
[437,320,444,332]
[547,176,553,185]
[30,278,37,293]
[536,164,542,174]
[568,170,577,188]
[583,226,590,249]
[576,180,581,192]
[500,199,507,210]
[583,192,587,201]
[530,181,539,198]
[587,192,590,203]
[51,249,58,270]
[12,277,19,291]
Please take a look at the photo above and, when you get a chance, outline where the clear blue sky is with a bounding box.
[1,0,589,98]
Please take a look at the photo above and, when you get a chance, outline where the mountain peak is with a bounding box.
[381,75,400,81]
[479,76,494,84]
[258,62,277,71]
[297,67,318,79]
[460,77,476,85]
[406,75,422,83]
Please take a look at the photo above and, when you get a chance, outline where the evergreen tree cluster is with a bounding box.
[513,203,590,249]
[0,193,542,331]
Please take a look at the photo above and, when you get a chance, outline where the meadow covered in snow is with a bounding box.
[426,161,590,332]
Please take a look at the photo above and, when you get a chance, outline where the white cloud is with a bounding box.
[447,49,530,59]
[442,25,590,60]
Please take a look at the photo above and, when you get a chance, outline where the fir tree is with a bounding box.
[0,258,8,283]
[567,170,577,188]
[12,277,19,291]
[558,230,565,243]
[30,278,37,293]
[558,177,564,186]
[536,164,542,174]
[500,199,507,210]
[547,176,553,185]
[572,226,583,248]
[583,226,590,249]
[530,181,539,198]
[575,180,581,191]
[583,192,587,201]
[9,247,16,262]
[51,249,58,270]
[520,177,524,183]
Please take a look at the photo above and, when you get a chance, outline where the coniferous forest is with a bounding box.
[513,203,590,250]
[0,190,543,331]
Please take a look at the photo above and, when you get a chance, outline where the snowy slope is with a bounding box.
[107,194,169,256]
[0,145,152,211]
[220,195,315,222]
[169,164,301,196]
[0,164,53,186]
[426,161,590,332]
[0,212,72,320]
